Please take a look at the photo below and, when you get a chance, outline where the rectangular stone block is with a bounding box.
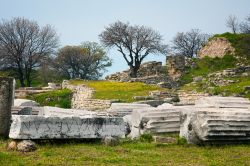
[9,115,125,139]
[38,106,98,117]
[195,96,250,108]
[107,103,152,117]
[180,107,250,144]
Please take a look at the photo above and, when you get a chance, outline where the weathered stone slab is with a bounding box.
[195,96,250,108]
[9,115,125,139]
[0,77,14,137]
[180,107,250,144]
[14,99,39,107]
[130,108,181,138]
[38,106,98,117]
[107,103,152,117]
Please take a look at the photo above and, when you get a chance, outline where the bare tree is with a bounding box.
[54,42,112,80]
[240,14,250,34]
[0,17,59,87]
[171,29,209,58]
[226,15,239,34]
[99,21,168,78]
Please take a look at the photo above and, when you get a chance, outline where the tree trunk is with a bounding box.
[26,69,31,87]
[0,77,14,138]
[19,75,25,87]
[129,66,140,78]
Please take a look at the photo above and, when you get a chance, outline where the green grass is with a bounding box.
[181,55,237,83]
[27,89,73,108]
[180,76,250,100]
[1,139,250,165]
[69,80,164,102]
[212,77,250,99]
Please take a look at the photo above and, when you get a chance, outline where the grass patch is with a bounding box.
[69,80,164,102]
[27,89,73,108]
[212,77,250,99]
[0,139,250,165]
[181,55,237,84]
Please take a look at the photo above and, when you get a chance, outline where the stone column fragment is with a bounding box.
[0,77,14,137]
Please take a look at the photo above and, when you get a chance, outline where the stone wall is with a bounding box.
[177,91,210,105]
[105,61,164,82]
[166,55,185,81]
[198,37,235,58]
[62,80,111,111]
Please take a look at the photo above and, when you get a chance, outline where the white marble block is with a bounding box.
[9,115,125,139]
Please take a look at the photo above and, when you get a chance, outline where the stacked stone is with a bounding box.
[166,55,185,81]
[180,96,250,144]
[137,61,162,77]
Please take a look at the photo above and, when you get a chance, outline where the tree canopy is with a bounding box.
[54,42,112,80]
[99,21,168,77]
[171,29,209,58]
[0,17,59,87]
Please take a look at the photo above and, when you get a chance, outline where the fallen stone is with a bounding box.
[193,76,203,82]
[129,105,194,138]
[14,99,39,107]
[17,140,36,152]
[7,140,17,151]
[195,96,250,108]
[180,107,250,144]
[9,115,125,139]
[38,106,98,117]
[102,136,119,146]
[153,136,176,144]
[107,103,152,117]
[133,100,165,107]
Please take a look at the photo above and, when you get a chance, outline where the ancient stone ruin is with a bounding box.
[166,55,185,81]
[198,37,235,58]
[0,77,14,137]
[9,115,125,139]
[180,97,250,144]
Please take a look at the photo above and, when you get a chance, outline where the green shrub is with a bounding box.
[139,133,154,143]
[177,137,187,145]
[28,89,72,108]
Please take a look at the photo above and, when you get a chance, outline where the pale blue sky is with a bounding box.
[0,0,249,76]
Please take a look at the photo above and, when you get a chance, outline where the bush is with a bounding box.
[27,89,72,108]
[139,133,154,143]
[177,137,187,145]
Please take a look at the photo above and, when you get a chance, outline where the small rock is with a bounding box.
[7,140,18,151]
[193,76,203,82]
[103,137,119,146]
[17,140,36,152]
[153,136,176,144]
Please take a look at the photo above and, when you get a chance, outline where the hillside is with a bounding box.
[180,33,250,99]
